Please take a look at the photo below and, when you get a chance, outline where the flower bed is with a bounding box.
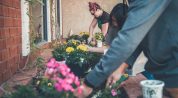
[52,33,102,77]
[2,58,129,98]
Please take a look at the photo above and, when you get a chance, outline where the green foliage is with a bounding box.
[92,74,128,98]
[94,32,104,41]
[66,35,81,42]
[52,44,67,61]
[26,0,43,5]
[35,57,45,68]
[66,40,81,48]
[4,85,37,98]
[67,32,89,44]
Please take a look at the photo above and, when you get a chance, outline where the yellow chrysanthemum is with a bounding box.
[123,74,129,78]
[77,44,87,51]
[79,32,84,35]
[84,32,89,36]
[48,83,52,87]
[66,47,74,53]
[72,40,77,45]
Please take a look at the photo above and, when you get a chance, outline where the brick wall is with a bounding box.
[0,0,21,84]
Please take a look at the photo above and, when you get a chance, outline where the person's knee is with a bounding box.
[166,88,178,98]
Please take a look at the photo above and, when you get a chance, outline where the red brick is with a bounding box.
[16,9,21,18]
[9,18,13,27]
[18,19,21,27]
[13,18,17,27]
[1,28,10,38]
[8,57,17,74]
[9,28,17,37]
[17,45,21,54]
[1,28,7,38]
[0,5,3,16]
[5,37,13,48]
[2,71,11,82]
[0,0,2,4]
[0,74,3,84]
[8,8,12,17]
[0,39,6,50]
[7,0,12,7]
[0,61,7,74]
[10,8,15,18]
[17,27,21,35]
[0,17,4,27]
[0,49,8,62]
[9,46,17,58]
[15,36,20,44]
[5,17,13,27]
[15,0,20,9]
[2,6,8,17]
[14,54,20,65]
[0,29,2,39]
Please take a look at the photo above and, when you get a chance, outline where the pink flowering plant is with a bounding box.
[44,58,82,98]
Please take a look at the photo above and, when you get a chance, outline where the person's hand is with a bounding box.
[106,63,128,87]
[88,37,93,44]
[74,83,93,98]
[106,69,122,88]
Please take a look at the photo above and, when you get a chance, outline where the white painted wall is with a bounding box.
[59,0,63,37]
[21,0,30,56]
[47,0,52,42]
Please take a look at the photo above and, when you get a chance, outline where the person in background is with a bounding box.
[88,2,109,43]
[75,0,178,98]
[88,3,128,54]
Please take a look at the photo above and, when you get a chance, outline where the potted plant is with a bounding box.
[94,32,104,47]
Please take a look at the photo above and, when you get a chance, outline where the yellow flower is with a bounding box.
[66,47,74,53]
[36,81,40,85]
[123,74,129,78]
[77,44,87,51]
[79,32,84,36]
[72,40,77,45]
[84,32,89,36]
[48,83,52,87]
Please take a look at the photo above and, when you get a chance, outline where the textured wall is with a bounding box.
[0,0,21,84]
[62,0,121,38]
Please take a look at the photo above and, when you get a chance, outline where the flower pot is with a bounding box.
[67,63,89,78]
[97,40,102,47]
[140,80,165,98]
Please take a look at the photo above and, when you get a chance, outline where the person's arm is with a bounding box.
[101,23,109,36]
[88,46,108,53]
[89,18,97,38]
[85,0,171,88]
[125,42,143,69]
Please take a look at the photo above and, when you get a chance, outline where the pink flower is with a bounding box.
[68,73,75,80]
[57,78,63,83]
[50,58,56,64]
[64,78,73,84]
[61,70,68,76]
[61,81,71,91]
[54,83,63,92]
[47,68,54,75]
[111,89,117,96]
[74,77,80,86]
[54,63,59,68]
[58,63,67,71]
[63,84,73,91]
[47,62,54,68]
